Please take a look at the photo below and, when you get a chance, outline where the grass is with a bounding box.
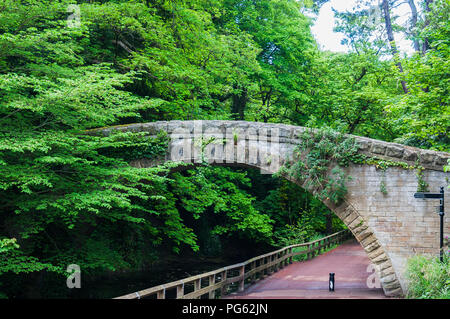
[405,252,450,299]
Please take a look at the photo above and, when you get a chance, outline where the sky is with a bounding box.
[310,0,416,55]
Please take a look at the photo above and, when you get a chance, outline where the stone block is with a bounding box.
[420,151,436,165]
[385,287,403,297]
[343,210,360,225]
[371,143,387,155]
[361,235,378,248]
[142,121,168,135]
[370,250,388,264]
[348,217,365,230]
[355,228,372,242]
[434,154,449,166]
[386,146,404,158]
[402,149,418,162]
[357,139,371,151]
[380,273,398,285]
[363,240,380,253]
[380,266,395,277]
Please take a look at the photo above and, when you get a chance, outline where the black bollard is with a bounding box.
[329,273,335,292]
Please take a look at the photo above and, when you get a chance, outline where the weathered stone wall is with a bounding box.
[343,166,450,295]
[94,120,450,297]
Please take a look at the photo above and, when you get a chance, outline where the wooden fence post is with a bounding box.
[251,261,257,283]
[157,288,165,299]
[285,250,288,264]
[220,270,228,297]
[238,266,245,292]
[176,284,184,299]
[194,279,201,299]
[264,257,268,276]
[208,275,215,299]
[274,253,278,271]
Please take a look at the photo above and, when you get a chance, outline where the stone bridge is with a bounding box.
[94,120,450,297]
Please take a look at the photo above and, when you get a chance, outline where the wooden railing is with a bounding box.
[114,229,351,299]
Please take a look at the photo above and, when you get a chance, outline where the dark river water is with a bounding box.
[66,256,248,299]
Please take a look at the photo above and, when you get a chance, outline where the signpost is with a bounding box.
[414,187,445,262]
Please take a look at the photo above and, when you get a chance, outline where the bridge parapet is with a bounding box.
[93,120,449,171]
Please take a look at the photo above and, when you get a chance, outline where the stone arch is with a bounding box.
[92,120,450,297]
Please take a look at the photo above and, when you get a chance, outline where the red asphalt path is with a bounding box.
[225,239,388,299]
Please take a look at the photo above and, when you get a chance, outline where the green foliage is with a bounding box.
[0,238,61,275]
[445,159,450,173]
[171,166,274,243]
[0,0,199,291]
[330,0,449,151]
[379,182,387,195]
[290,233,340,262]
[273,209,336,248]
[349,153,412,170]
[273,223,307,247]
[388,49,450,151]
[384,0,449,152]
[98,130,169,161]
[333,7,388,55]
[415,165,430,193]
[406,253,450,299]
[216,0,318,121]
[284,50,400,141]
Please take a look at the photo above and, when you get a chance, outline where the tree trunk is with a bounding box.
[382,0,409,94]
[422,0,434,53]
[325,212,333,235]
[407,0,421,53]
[231,85,247,120]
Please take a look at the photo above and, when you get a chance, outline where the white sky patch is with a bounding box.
[311,0,416,55]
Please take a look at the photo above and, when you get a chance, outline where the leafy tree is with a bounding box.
[386,0,449,151]
[217,0,318,122]
[171,166,274,244]
[0,0,197,296]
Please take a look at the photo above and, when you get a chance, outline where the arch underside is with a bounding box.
[130,156,404,297]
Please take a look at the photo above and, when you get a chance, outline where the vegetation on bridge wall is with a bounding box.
[0,0,448,298]
[280,127,434,201]
[279,127,359,204]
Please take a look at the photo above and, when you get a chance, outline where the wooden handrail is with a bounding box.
[114,229,352,299]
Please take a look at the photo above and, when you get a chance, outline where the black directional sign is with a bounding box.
[414,192,444,199]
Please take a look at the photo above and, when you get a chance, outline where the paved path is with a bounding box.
[226,239,388,299]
